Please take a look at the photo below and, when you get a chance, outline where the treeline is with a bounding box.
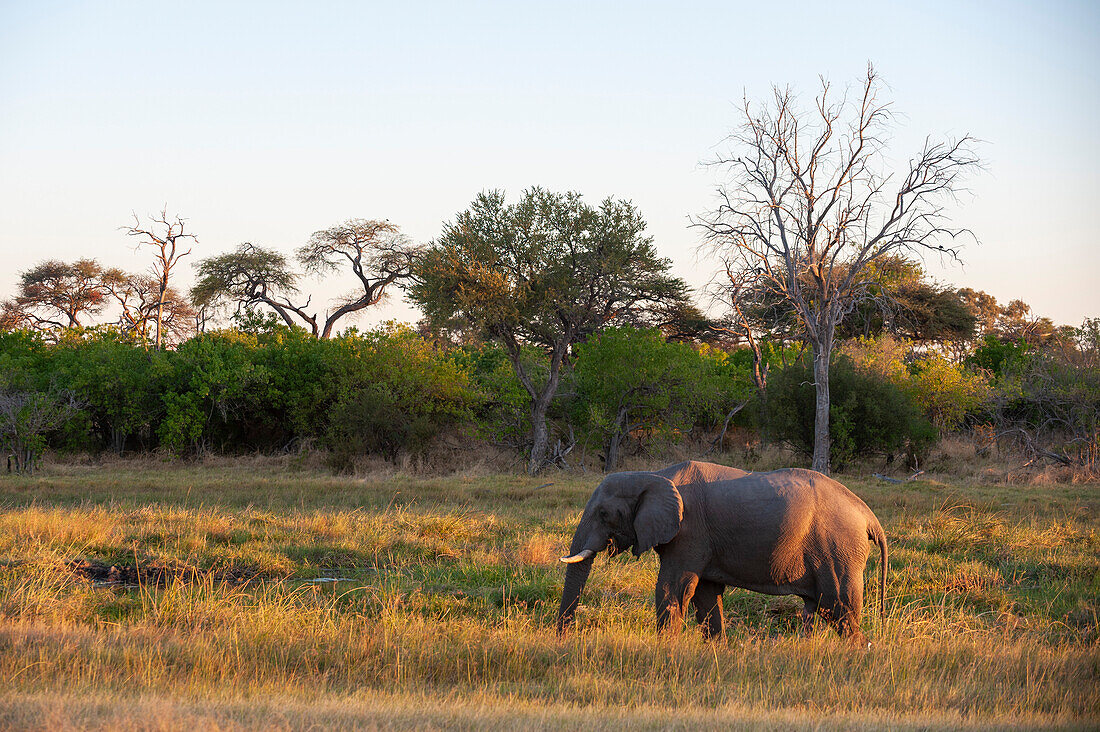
[2,315,1097,475]
[1,191,1098,477]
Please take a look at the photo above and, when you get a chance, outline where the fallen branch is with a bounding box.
[873,471,925,484]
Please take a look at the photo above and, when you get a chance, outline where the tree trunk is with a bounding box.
[524,343,566,475]
[604,406,630,472]
[110,426,126,456]
[528,395,552,475]
[155,283,166,350]
[811,343,831,475]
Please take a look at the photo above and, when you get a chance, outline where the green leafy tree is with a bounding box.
[411,188,688,473]
[573,327,726,470]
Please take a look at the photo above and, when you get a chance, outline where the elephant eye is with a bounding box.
[597,506,609,520]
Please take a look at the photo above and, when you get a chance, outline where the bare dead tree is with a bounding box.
[123,208,196,350]
[695,65,980,474]
[710,265,769,393]
[297,219,420,338]
[103,268,197,345]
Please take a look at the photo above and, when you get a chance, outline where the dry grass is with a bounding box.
[0,458,1097,730]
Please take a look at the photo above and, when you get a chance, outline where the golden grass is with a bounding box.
[0,458,1097,729]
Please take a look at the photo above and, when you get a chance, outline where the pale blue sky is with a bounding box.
[1,1,1097,326]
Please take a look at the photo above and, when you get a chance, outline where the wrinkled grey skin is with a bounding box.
[556,460,887,644]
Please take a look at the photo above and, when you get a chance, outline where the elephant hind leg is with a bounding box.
[691,580,725,640]
[816,569,867,646]
[800,598,818,637]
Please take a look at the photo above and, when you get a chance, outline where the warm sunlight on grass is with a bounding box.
[1,460,1097,729]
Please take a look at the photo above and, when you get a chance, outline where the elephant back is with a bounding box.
[656,460,750,489]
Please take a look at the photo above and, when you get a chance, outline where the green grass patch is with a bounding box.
[0,460,1097,729]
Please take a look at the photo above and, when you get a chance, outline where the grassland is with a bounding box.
[0,457,1097,730]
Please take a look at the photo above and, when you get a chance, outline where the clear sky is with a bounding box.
[1,0,1098,328]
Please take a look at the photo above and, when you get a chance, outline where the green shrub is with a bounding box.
[50,330,168,453]
[158,330,279,453]
[321,325,477,470]
[447,342,540,452]
[904,355,990,430]
[841,335,991,430]
[766,356,936,469]
[967,335,1030,378]
[571,327,745,469]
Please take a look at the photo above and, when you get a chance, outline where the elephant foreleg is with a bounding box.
[691,579,725,640]
[655,568,699,635]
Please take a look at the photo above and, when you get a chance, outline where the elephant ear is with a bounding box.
[632,474,683,555]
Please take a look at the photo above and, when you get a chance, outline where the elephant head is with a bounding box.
[555,471,683,633]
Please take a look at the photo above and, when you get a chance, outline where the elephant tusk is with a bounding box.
[559,549,595,564]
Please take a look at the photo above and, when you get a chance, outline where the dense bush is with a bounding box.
[840,335,991,429]
[967,334,1030,378]
[766,356,936,469]
[987,348,1100,445]
[322,326,477,470]
[6,315,1094,473]
[963,327,1099,458]
[571,328,739,469]
[446,342,534,451]
[0,324,477,463]
[904,355,990,429]
[51,331,168,452]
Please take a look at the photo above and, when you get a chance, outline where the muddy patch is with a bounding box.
[65,558,260,588]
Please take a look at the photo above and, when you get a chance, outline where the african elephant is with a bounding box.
[556,460,887,644]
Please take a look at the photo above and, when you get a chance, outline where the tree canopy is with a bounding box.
[191,220,419,338]
[410,187,688,473]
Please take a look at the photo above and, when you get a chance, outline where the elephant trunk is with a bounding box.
[556,559,594,634]
[556,516,608,634]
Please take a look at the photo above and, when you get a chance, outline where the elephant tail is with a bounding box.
[869,519,888,623]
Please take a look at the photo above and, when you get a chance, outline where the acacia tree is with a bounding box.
[11,259,111,330]
[191,220,418,337]
[0,301,29,332]
[299,219,420,338]
[190,243,307,329]
[123,208,197,350]
[696,66,980,474]
[411,188,687,474]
